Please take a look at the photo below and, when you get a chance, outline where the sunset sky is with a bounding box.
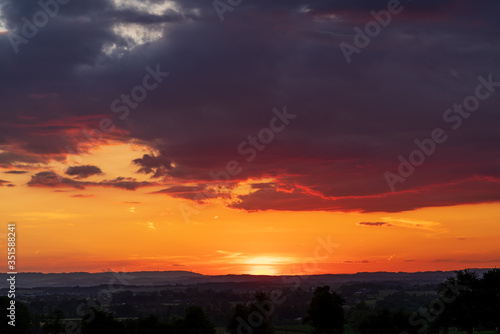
[0,0,499,275]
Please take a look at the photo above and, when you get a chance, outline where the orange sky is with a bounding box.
[2,0,500,277]
[2,144,499,275]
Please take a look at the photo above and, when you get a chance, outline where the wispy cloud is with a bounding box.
[381,217,448,234]
[358,221,392,227]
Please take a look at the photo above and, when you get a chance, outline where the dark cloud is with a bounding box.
[71,194,95,198]
[1,0,499,212]
[100,176,156,191]
[133,153,173,178]
[28,172,156,191]
[66,165,103,179]
[343,260,373,264]
[0,151,48,168]
[229,177,500,212]
[153,185,232,201]
[27,171,84,189]
[153,185,201,200]
[4,170,29,174]
[358,222,392,227]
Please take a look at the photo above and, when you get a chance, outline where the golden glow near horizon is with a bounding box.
[1,144,500,275]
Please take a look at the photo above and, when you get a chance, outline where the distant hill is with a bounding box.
[0,271,203,288]
[0,268,493,288]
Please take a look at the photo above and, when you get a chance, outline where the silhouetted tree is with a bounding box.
[227,292,274,334]
[113,303,139,318]
[480,269,500,332]
[173,306,216,334]
[433,269,480,334]
[359,309,394,334]
[358,309,418,334]
[42,310,65,334]
[304,286,345,334]
[123,314,173,334]
[81,308,124,334]
[345,301,371,331]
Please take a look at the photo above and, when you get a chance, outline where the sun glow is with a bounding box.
[243,256,292,265]
[243,256,294,276]
[248,265,278,276]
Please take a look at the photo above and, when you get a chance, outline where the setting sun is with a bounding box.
[248,266,278,276]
